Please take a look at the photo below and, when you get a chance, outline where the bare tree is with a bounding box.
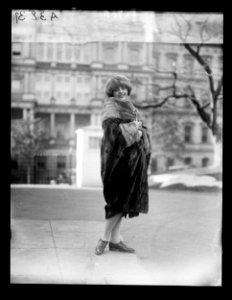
[11,118,46,184]
[133,13,223,168]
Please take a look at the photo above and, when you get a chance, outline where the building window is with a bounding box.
[57,155,66,170]
[202,91,209,107]
[130,48,140,65]
[47,43,53,61]
[83,43,90,62]
[151,158,158,173]
[75,114,90,128]
[56,129,65,139]
[201,126,209,143]
[36,74,42,83]
[84,76,91,84]
[45,74,51,82]
[76,92,82,100]
[12,43,22,57]
[202,157,209,167]
[134,76,146,100]
[74,44,81,61]
[84,92,90,99]
[218,56,223,73]
[56,43,63,61]
[44,90,50,99]
[89,137,101,149]
[165,53,178,71]
[37,43,45,60]
[65,76,70,83]
[184,125,193,143]
[181,86,192,108]
[202,55,212,67]
[64,91,70,99]
[167,157,174,168]
[183,54,194,74]
[56,114,69,139]
[56,75,62,83]
[65,44,72,61]
[11,108,23,120]
[12,79,21,92]
[35,156,46,170]
[152,52,160,69]
[184,157,192,165]
[76,76,82,84]
[104,47,115,63]
[56,91,62,99]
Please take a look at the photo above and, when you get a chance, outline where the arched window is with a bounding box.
[202,157,209,167]
[165,52,178,71]
[184,157,192,165]
[184,125,193,143]
[167,157,174,168]
[183,54,194,75]
[201,126,209,143]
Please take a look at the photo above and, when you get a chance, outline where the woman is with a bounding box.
[95,74,151,255]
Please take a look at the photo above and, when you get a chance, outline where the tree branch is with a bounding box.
[183,43,215,95]
[214,74,223,100]
[201,102,211,109]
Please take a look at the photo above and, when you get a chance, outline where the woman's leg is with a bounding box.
[101,213,122,242]
[110,214,123,243]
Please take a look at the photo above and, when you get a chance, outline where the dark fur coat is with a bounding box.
[100,97,151,219]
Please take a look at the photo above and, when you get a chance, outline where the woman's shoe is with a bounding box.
[95,239,108,255]
[109,241,135,253]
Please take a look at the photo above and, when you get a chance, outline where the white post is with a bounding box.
[76,128,84,188]
[23,108,28,120]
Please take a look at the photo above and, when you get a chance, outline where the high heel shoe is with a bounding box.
[95,238,108,255]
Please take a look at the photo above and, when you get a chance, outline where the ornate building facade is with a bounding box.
[11,11,223,183]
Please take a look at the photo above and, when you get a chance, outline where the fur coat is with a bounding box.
[100,97,151,219]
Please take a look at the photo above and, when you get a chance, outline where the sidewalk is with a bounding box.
[10,219,154,285]
[10,186,222,286]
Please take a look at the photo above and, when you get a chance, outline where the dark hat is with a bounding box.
[105,74,132,97]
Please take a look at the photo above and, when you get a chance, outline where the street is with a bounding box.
[11,186,222,285]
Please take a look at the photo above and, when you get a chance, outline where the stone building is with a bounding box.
[11,11,223,183]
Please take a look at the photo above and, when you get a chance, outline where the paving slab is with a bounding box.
[10,248,63,284]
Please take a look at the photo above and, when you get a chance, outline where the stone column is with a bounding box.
[51,73,55,99]
[71,73,76,100]
[24,73,29,93]
[193,121,202,144]
[95,75,99,98]
[91,114,96,126]
[29,108,34,121]
[121,42,125,63]
[70,113,75,138]
[29,108,34,130]
[29,72,35,93]
[50,113,55,138]
[23,108,28,120]
[92,76,97,98]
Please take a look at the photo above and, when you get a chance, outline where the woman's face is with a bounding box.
[113,86,128,101]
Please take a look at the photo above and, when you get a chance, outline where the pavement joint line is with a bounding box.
[49,220,65,283]
[11,184,103,190]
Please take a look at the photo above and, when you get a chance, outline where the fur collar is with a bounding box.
[101,97,142,123]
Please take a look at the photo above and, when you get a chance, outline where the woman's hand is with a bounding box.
[134,120,142,130]
[138,130,143,139]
